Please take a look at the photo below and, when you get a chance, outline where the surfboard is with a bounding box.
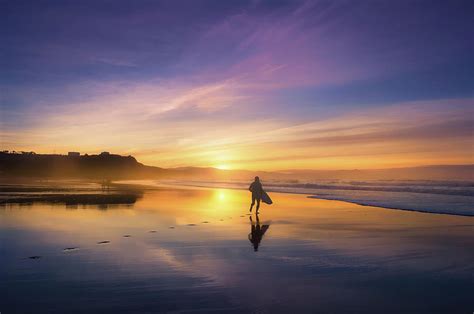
[261,190,273,204]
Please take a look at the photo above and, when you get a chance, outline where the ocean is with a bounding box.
[152,179,474,216]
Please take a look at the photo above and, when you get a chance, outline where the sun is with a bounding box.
[215,164,230,170]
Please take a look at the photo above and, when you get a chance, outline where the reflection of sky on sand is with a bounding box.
[1,187,473,313]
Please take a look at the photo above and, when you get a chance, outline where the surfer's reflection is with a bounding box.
[248,214,270,252]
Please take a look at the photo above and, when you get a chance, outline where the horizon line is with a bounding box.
[2,150,473,173]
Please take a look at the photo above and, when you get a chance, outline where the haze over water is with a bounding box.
[1,185,473,313]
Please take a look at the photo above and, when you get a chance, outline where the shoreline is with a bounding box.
[1,179,473,218]
[307,195,474,218]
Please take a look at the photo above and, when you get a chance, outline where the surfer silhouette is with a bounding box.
[248,214,270,252]
[249,176,263,213]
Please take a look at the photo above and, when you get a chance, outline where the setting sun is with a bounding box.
[215,164,230,170]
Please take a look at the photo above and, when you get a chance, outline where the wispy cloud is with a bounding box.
[6,96,471,170]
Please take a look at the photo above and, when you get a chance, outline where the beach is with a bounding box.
[1,182,473,313]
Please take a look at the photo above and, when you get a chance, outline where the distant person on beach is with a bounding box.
[249,176,263,213]
[248,214,270,252]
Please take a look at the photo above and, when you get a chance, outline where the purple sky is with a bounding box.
[1,0,473,169]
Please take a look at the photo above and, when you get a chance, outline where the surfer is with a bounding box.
[248,214,270,252]
[249,176,263,213]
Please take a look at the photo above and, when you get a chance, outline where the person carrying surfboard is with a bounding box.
[249,176,263,213]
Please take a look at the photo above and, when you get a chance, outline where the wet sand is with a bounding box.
[1,184,473,313]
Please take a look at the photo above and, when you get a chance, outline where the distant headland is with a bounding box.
[0,150,237,180]
[0,150,155,179]
[1,151,472,181]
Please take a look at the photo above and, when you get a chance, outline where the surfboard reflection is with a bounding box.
[248,214,270,252]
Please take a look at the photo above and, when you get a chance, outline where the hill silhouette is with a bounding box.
[0,151,229,180]
[0,151,160,179]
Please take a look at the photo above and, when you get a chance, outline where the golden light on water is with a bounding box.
[3,187,468,245]
[216,189,227,201]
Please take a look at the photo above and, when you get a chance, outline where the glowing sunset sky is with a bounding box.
[1,0,473,170]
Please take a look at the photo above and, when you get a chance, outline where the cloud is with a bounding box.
[4,95,472,170]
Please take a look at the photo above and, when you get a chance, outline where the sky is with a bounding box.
[1,0,473,170]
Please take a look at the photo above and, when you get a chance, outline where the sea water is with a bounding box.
[155,179,474,216]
